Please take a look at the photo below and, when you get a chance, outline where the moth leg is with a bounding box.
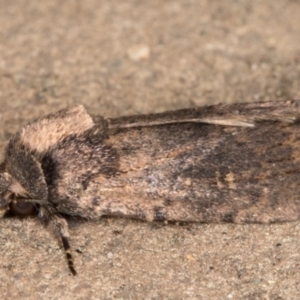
[38,208,77,275]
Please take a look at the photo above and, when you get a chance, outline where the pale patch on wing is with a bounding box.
[109,117,255,128]
[215,171,224,189]
[195,118,255,127]
[225,172,236,189]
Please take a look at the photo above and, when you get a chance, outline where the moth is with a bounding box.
[1,100,300,275]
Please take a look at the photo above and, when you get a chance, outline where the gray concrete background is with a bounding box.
[0,0,300,299]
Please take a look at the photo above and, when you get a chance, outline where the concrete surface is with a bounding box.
[0,0,300,299]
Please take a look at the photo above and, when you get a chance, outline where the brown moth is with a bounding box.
[1,100,300,275]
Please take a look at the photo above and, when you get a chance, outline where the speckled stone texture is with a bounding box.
[0,0,300,299]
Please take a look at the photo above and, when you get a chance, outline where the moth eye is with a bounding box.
[9,201,35,217]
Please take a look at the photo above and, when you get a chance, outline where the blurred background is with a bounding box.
[0,1,299,299]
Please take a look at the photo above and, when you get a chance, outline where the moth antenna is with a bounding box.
[54,215,77,276]
[41,211,77,275]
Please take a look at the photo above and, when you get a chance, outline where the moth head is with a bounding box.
[0,171,37,217]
